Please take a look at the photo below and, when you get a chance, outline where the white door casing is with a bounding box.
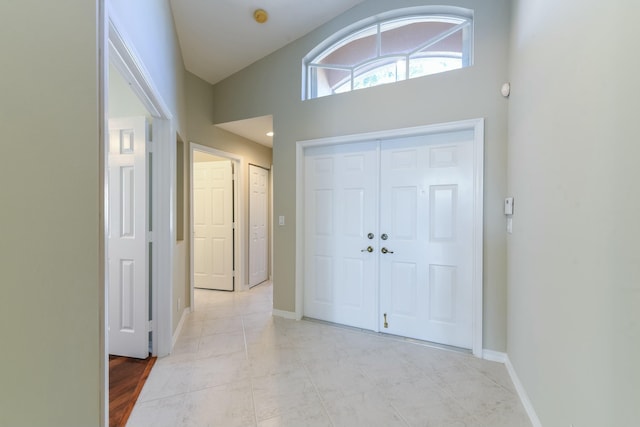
[304,142,379,330]
[108,116,149,359]
[298,120,484,355]
[193,160,234,291]
[249,165,269,287]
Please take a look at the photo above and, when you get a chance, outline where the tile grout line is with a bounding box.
[388,402,413,427]
[241,313,260,427]
[300,357,336,427]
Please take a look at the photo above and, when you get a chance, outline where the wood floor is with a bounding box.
[109,354,156,427]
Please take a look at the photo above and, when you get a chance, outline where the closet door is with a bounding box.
[303,142,379,330]
[378,131,475,348]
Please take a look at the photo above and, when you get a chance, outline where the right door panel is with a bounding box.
[379,131,474,348]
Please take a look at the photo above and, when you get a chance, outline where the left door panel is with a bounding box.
[108,117,149,359]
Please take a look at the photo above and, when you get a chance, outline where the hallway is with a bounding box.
[127,282,531,427]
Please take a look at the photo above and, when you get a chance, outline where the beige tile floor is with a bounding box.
[127,282,532,427]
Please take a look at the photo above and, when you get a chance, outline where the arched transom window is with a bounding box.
[303,8,473,100]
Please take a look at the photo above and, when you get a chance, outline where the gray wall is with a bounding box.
[0,1,101,425]
[507,0,640,425]
[210,0,511,352]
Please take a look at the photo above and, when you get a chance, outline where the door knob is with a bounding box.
[381,247,394,254]
[361,246,374,253]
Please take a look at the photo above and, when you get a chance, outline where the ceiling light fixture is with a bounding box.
[254,9,268,24]
[266,131,274,137]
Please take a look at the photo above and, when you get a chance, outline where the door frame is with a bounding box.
[295,119,484,357]
[100,12,176,425]
[108,9,175,358]
[189,143,246,310]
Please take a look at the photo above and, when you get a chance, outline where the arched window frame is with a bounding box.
[302,7,474,100]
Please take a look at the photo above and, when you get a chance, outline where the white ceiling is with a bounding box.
[169,0,365,86]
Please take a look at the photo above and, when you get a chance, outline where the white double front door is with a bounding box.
[304,129,476,349]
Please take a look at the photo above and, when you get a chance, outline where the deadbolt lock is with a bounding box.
[381,233,388,240]
[367,233,375,239]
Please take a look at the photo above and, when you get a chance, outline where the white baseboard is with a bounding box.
[482,349,507,363]
[172,307,190,349]
[272,309,297,320]
[504,356,543,427]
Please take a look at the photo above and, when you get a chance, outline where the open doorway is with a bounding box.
[192,150,235,291]
[190,144,245,310]
[107,63,152,359]
[249,164,270,287]
[103,18,176,426]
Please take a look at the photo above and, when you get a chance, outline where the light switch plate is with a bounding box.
[504,197,514,215]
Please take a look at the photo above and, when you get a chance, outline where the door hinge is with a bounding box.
[383,313,389,328]
[232,222,236,229]
[232,271,236,277]
[148,320,153,332]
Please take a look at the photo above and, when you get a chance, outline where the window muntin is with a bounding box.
[304,11,472,100]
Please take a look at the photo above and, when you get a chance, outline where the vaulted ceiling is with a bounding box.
[169,0,365,86]
[169,0,364,146]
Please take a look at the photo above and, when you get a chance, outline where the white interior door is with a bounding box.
[303,129,477,349]
[249,165,269,287]
[108,117,149,359]
[303,142,379,329]
[379,131,474,348]
[193,160,234,291]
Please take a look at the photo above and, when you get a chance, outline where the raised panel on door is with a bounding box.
[379,130,475,349]
[108,117,149,359]
[193,160,234,291]
[249,165,269,287]
[304,142,378,330]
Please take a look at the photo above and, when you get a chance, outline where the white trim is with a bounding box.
[108,11,172,119]
[505,356,544,427]
[99,1,107,425]
[295,119,484,356]
[189,143,246,312]
[107,14,175,359]
[172,307,190,348]
[269,164,274,283]
[471,119,484,357]
[482,349,507,364]
[272,309,299,320]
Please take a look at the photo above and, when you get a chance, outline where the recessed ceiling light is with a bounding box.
[266,131,274,137]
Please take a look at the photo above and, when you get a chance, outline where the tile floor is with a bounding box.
[127,282,532,427]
